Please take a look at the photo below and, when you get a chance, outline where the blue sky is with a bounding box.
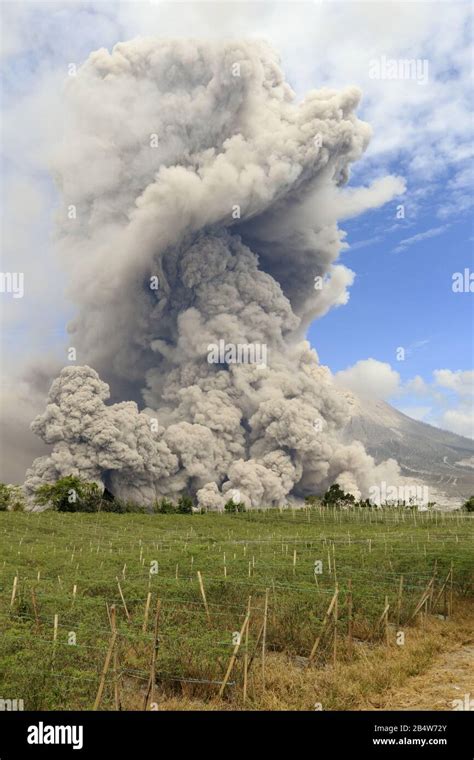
[311,210,473,376]
[1,0,473,441]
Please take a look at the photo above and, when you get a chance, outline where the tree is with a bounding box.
[0,484,26,511]
[462,496,474,513]
[155,497,176,514]
[177,493,193,514]
[0,484,10,511]
[35,476,103,512]
[322,483,355,509]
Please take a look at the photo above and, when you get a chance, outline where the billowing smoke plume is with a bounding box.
[25,38,402,509]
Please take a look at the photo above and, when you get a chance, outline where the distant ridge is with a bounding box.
[342,396,474,504]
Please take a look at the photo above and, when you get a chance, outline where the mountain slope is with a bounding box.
[342,397,474,504]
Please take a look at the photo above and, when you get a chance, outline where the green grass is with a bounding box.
[0,507,472,710]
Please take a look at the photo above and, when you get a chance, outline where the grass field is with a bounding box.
[0,507,472,711]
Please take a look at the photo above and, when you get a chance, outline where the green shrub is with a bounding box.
[34,476,103,512]
[0,484,10,511]
[0,484,25,511]
[155,497,176,514]
[224,499,243,513]
[462,496,474,513]
[100,499,146,514]
[177,493,193,513]
[322,483,355,508]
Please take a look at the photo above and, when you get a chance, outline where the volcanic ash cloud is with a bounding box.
[24,38,403,509]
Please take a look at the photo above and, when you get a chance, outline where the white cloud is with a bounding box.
[348,235,383,251]
[329,176,406,221]
[434,369,474,396]
[335,358,401,399]
[405,374,430,395]
[393,224,450,253]
[336,359,474,439]
[439,408,474,439]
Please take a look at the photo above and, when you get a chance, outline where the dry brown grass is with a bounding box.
[121,600,474,711]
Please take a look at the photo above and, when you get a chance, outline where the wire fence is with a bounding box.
[1,508,472,710]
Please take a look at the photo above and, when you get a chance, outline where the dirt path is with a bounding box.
[373,642,474,710]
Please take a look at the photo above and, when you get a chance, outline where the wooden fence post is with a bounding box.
[143,598,161,710]
[116,579,130,621]
[219,598,251,698]
[197,571,211,624]
[110,605,121,710]
[243,597,251,704]
[143,591,152,633]
[262,588,269,690]
[409,577,434,623]
[93,605,117,710]
[347,579,353,659]
[397,575,404,626]
[376,598,390,640]
[307,589,339,665]
[31,588,40,632]
[429,560,437,612]
[71,584,77,609]
[50,612,59,670]
[449,562,454,616]
[432,570,451,613]
[10,576,18,608]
